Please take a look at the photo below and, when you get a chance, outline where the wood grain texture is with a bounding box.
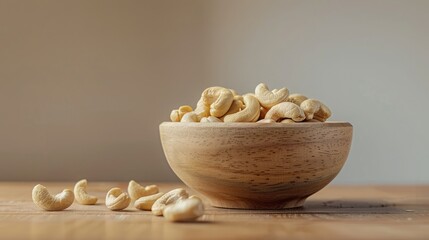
[160,122,353,209]
[0,183,428,240]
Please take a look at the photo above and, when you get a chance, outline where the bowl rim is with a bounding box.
[160,121,352,128]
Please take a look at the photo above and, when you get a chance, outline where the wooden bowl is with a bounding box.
[159,122,353,209]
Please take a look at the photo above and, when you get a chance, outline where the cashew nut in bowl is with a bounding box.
[229,89,239,96]
[300,99,332,122]
[281,119,296,124]
[163,197,205,222]
[300,99,320,120]
[257,119,276,123]
[170,110,180,122]
[200,116,222,123]
[168,83,333,123]
[259,107,269,119]
[286,93,308,106]
[223,94,260,122]
[74,179,97,205]
[194,99,210,120]
[32,184,74,211]
[189,195,202,201]
[152,188,189,216]
[255,83,289,109]
[304,119,321,123]
[233,94,244,102]
[170,105,193,122]
[201,87,234,117]
[134,192,165,211]
[105,188,131,211]
[181,112,198,122]
[128,180,159,201]
[265,102,305,122]
[220,98,244,120]
[314,103,332,122]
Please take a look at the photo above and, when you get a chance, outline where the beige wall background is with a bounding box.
[1,0,428,183]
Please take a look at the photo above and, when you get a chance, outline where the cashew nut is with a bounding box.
[223,94,260,122]
[255,83,289,108]
[300,99,320,120]
[257,119,276,123]
[233,94,243,102]
[286,93,308,106]
[128,180,159,201]
[152,188,189,216]
[304,118,321,123]
[170,111,180,122]
[189,195,202,201]
[281,119,296,124]
[314,103,331,122]
[170,105,193,122]
[163,198,205,222]
[200,116,222,123]
[265,102,305,122]
[300,99,332,121]
[180,112,198,122]
[194,99,210,120]
[259,107,269,119]
[229,89,239,96]
[74,179,97,205]
[201,87,234,117]
[220,98,244,120]
[105,188,131,211]
[134,192,165,211]
[32,184,74,211]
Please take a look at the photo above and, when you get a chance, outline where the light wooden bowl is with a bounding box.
[159,122,353,209]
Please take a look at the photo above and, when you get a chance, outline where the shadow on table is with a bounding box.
[299,199,401,214]
[209,199,408,215]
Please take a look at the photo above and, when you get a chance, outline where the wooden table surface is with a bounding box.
[0,182,428,240]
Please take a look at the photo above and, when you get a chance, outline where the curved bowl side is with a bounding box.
[160,122,353,209]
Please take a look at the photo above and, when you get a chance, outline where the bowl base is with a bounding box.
[209,197,308,210]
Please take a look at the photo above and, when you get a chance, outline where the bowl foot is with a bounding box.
[209,197,307,210]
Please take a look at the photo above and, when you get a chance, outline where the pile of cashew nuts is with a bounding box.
[170,83,332,123]
[32,180,204,222]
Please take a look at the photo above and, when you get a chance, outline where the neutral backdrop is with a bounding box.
[1,0,428,184]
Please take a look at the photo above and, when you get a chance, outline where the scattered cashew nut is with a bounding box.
[163,197,204,222]
[74,179,97,205]
[265,102,305,122]
[300,99,332,122]
[201,87,234,117]
[223,94,260,122]
[128,180,159,201]
[134,192,165,211]
[255,83,289,109]
[105,188,131,211]
[32,184,74,211]
[152,188,189,216]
